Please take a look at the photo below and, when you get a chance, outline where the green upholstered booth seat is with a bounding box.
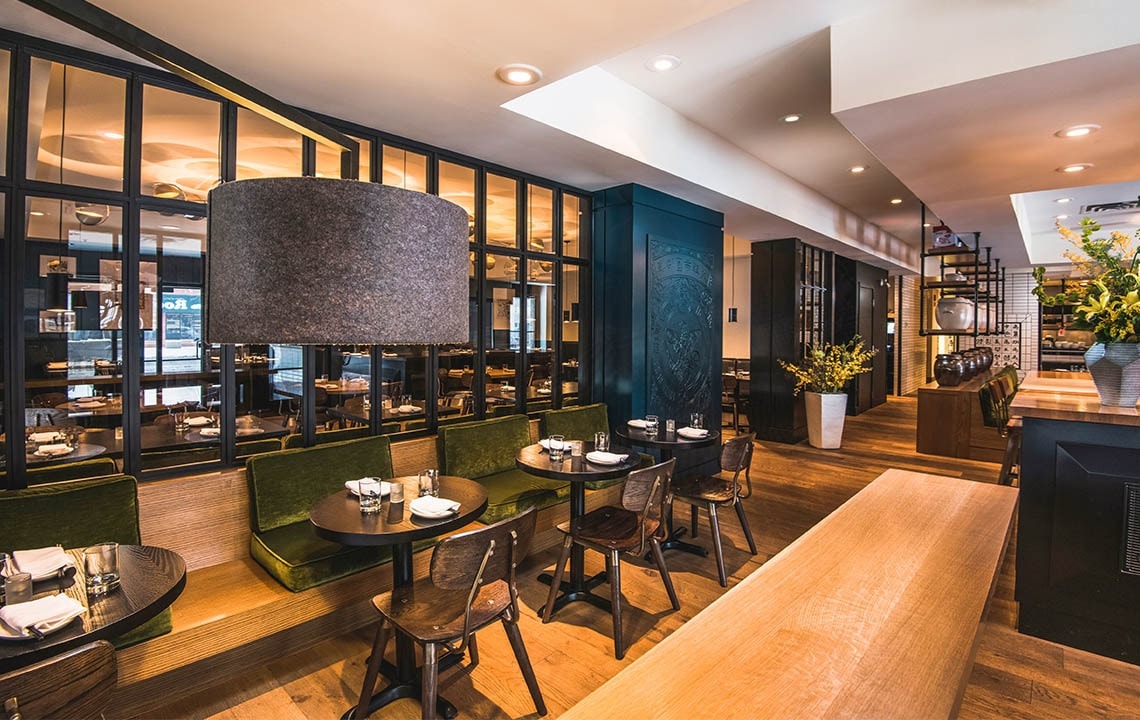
[245,435,395,591]
[0,474,170,648]
[140,446,221,470]
[235,437,284,460]
[437,415,569,523]
[404,418,427,432]
[19,457,120,486]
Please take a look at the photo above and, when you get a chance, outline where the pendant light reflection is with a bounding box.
[728,234,739,323]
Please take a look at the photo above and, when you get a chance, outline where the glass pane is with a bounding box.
[0,50,9,175]
[561,264,581,406]
[484,253,520,415]
[438,342,475,426]
[381,146,427,191]
[0,194,5,477]
[141,85,220,202]
[236,107,302,179]
[439,161,476,242]
[316,134,370,181]
[266,343,303,431]
[563,193,582,259]
[26,58,125,191]
[527,185,553,254]
[526,260,555,411]
[486,173,518,249]
[381,346,428,433]
[24,197,124,474]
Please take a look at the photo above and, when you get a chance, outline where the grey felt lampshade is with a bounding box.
[206,178,470,345]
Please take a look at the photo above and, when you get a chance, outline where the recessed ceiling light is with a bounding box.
[1055,124,1100,138]
[1055,214,1069,220]
[1054,197,1073,204]
[1057,163,1093,173]
[780,114,801,123]
[495,63,543,86]
[161,224,180,230]
[890,198,903,205]
[100,130,124,140]
[849,165,866,174]
[646,54,681,72]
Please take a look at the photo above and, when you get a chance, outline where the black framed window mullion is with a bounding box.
[471,167,487,418]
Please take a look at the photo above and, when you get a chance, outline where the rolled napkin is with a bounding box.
[626,419,647,428]
[28,431,63,443]
[33,444,72,457]
[677,427,710,439]
[185,416,213,427]
[344,478,392,496]
[398,404,419,413]
[586,451,632,465]
[0,593,85,638]
[7,547,76,581]
[198,427,221,437]
[410,496,461,517]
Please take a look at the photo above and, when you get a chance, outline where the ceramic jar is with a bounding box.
[975,346,994,372]
[933,354,965,387]
[960,350,979,379]
[936,297,975,331]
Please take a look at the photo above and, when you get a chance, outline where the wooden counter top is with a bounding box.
[560,469,1017,720]
[1011,371,1140,427]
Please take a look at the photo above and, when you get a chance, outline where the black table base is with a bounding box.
[537,569,611,617]
[344,654,464,720]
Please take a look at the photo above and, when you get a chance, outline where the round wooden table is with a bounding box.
[310,475,488,720]
[0,545,187,672]
[25,443,107,467]
[516,443,642,616]
[616,424,720,556]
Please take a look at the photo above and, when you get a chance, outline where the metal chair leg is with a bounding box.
[421,641,438,720]
[708,504,727,587]
[502,617,548,716]
[690,503,699,538]
[608,551,625,660]
[467,632,479,669]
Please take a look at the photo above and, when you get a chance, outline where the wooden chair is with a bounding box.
[542,459,680,659]
[978,376,1021,486]
[0,640,116,719]
[721,374,739,430]
[356,508,545,720]
[670,433,758,586]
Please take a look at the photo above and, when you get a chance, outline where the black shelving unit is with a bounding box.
[1038,279,1092,371]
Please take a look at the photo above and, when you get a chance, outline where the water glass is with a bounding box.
[418,468,440,497]
[665,418,676,434]
[548,435,566,462]
[357,478,382,514]
[594,431,609,452]
[4,571,33,605]
[570,441,583,458]
[389,481,405,504]
[690,412,704,430]
[83,542,119,596]
[645,415,659,438]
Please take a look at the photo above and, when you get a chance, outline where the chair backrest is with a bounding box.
[621,458,676,552]
[26,457,120,486]
[978,378,1012,430]
[431,507,537,592]
[24,408,71,427]
[0,640,116,720]
[720,433,755,497]
[721,375,738,395]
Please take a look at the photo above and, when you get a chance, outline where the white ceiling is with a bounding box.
[4,0,1140,275]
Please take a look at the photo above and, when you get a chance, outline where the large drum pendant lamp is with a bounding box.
[206,178,470,345]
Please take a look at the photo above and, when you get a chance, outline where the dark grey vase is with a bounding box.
[934,354,965,386]
[1085,343,1140,406]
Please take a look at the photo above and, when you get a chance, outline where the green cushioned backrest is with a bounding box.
[541,403,608,440]
[246,435,394,533]
[438,414,530,480]
[0,474,141,549]
[313,426,370,445]
[26,457,119,486]
[235,438,285,459]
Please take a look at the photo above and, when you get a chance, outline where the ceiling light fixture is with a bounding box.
[1057,163,1093,173]
[29,210,45,217]
[849,165,866,174]
[495,63,543,86]
[1055,197,1073,204]
[74,203,111,226]
[780,114,801,123]
[923,222,932,228]
[153,181,186,200]
[1055,124,1100,138]
[646,54,681,72]
[890,198,903,205]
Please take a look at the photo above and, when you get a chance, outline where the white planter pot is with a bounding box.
[805,391,847,449]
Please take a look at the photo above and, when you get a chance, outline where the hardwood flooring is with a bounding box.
[142,397,1140,719]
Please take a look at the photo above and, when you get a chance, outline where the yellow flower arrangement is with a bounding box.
[1032,218,1140,343]
[778,336,877,395]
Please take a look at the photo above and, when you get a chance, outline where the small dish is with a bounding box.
[33,445,74,458]
[410,496,460,519]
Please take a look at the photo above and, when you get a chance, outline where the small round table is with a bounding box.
[309,475,488,720]
[0,545,187,672]
[515,443,642,616]
[616,424,720,557]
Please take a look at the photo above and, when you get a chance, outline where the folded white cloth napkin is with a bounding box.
[677,427,710,439]
[0,594,85,637]
[500,384,515,392]
[586,451,631,465]
[538,438,570,450]
[537,388,552,395]
[344,478,392,496]
[29,431,63,443]
[185,416,213,427]
[198,427,221,437]
[410,496,460,517]
[627,419,647,428]
[398,404,419,413]
[34,444,72,457]
[8,547,76,580]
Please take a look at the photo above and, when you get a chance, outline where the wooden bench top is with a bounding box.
[561,468,1018,720]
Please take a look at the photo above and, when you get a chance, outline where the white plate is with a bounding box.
[410,497,460,519]
[33,446,74,458]
[627,419,647,428]
[197,427,221,437]
[344,479,392,497]
[397,405,419,413]
[0,614,81,642]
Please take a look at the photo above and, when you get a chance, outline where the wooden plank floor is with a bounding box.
[142,397,1140,719]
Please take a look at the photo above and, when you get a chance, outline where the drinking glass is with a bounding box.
[418,468,439,497]
[594,431,609,452]
[4,571,33,605]
[389,481,405,504]
[548,435,566,462]
[358,477,382,513]
[83,542,120,596]
[645,415,659,438]
[690,412,704,429]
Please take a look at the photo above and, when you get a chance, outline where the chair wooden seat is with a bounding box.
[671,475,736,504]
[567,506,659,552]
[373,581,511,644]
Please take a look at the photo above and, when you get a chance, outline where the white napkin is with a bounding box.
[186,416,213,427]
[586,451,631,465]
[0,594,85,637]
[410,496,460,517]
[677,427,710,439]
[537,388,552,395]
[538,438,569,450]
[198,427,221,437]
[344,478,392,496]
[398,404,419,413]
[500,384,515,392]
[7,547,76,581]
[29,431,63,443]
[627,419,647,428]
[34,444,72,457]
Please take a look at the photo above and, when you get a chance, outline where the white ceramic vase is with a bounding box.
[936,297,975,331]
[805,391,847,449]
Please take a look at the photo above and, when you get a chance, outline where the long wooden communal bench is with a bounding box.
[561,469,1018,720]
[112,422,619,717]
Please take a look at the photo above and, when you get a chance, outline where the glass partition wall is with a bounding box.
[0,33,590,487]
